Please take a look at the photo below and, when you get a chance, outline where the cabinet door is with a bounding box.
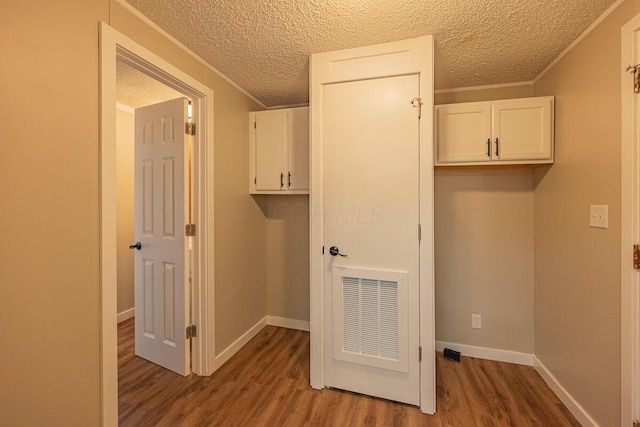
[493,97,553,161]
[254,111,287,191]
[287,107,309,191]
[436,102,492,164]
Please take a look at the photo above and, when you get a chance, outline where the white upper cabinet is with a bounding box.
[253,110,287,191]
[436,102,493,163]
[250,106,309,194]
[435,96,554,166]
[286,107,310,191]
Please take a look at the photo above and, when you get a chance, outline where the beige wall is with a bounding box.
[204,66,268,350]
[435,168,534,353]
[0,0,265,424]
[116,108,135,314]
[0,0,107,424]
[434,86,535,353]
[533,1,637,425]
[264,195,310,322]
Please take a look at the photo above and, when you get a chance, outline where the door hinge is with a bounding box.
[185,224,196,237]
[419,346,422,362]
[185,121,196,136]
[186,324,197,339]
[418,224,422,241]
[634,244,640,269]
[254,121,257,129]
[411,97,423,119]
[626,64,640,93]
[254,177,257,185]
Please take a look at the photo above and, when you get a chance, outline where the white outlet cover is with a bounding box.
[589,205,608,229]
[472,314,481,329]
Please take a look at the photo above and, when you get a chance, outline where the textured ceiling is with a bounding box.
[123,0,617,107]
[116,59,183,108]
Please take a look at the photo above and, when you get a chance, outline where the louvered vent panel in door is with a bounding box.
[342,277,360,353]
[332,266,409,372]
[341,276,399,361]
[379,281,399,359]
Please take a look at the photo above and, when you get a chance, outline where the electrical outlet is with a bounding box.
[589,205,608,229]
[472,314,481,329]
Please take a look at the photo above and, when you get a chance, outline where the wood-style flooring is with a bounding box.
[118,318,580,426]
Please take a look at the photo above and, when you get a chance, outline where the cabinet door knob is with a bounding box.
[495,138,500,157]
[486,138,490,157]
[280,172,284,189]
[288,172,291,187]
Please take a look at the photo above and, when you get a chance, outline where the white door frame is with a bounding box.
[621,12,640,427]
[309,35,435,414]
[99,22,215,426]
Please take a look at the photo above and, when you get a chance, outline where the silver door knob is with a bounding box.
[329,246,347,257]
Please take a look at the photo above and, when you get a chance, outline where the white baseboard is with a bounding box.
[534,357,599,427]
[266,315,310,331]
[214,317,267,369]
[435,340,534,366]
[117,307,135,323]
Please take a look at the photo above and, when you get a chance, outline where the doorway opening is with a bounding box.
[100,22,215,425]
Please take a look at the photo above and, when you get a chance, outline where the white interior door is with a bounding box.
[622,14,640,426]
[630,24,640,423]
[322,74,421,405]
[134,98,190,376]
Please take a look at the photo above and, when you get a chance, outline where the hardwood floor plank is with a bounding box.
[495,360,580,426]
[462,357,512,426]
[436,355,475,426]
[477,359,533,426]
[118,320,580,426]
